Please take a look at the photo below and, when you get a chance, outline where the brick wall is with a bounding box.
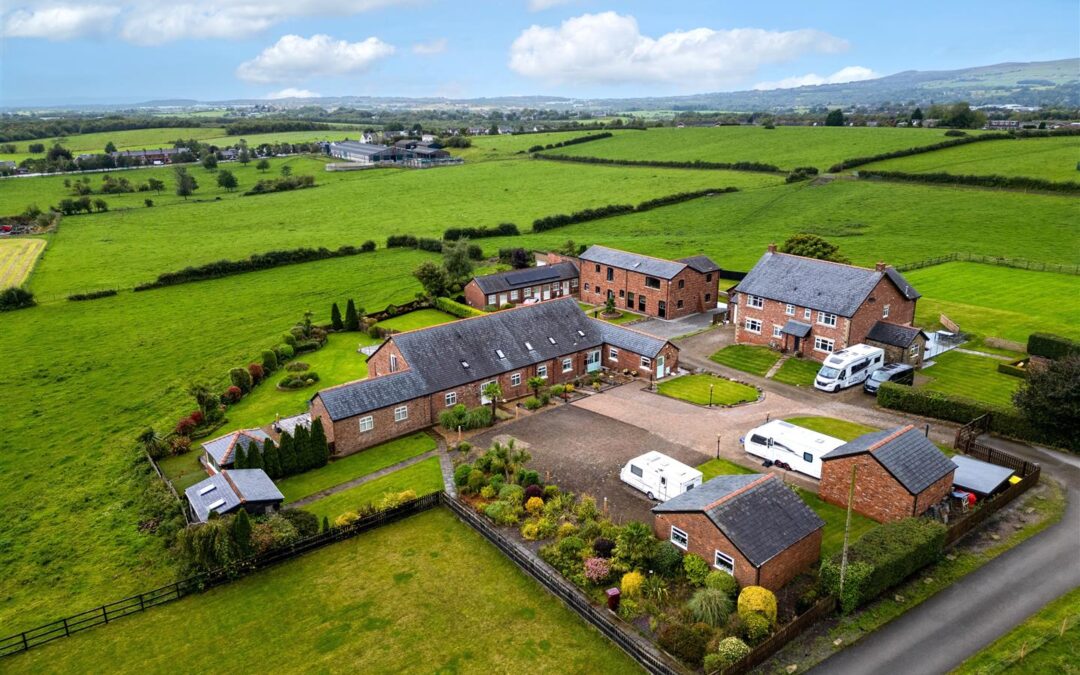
[367,341,408,379]
[914,471,954,516]
[463,280,486,309]
[310,397,334,445]
[579,262,717,320]
[847,276,918,346]
[326,396,433,457]
[464,279,580,310]
[756,528,824,591]
[819,455,918,523]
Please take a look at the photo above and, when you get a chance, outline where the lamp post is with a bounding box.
[709,383,714,408]
[716,434,721,460]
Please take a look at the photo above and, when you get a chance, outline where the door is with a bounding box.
[658,301,666,319]
[480,380,497,405]
[656,355,666,378]
[562,281,570,295]
[498,294,507,306]
[542,285,550,300]
[658,475,669,500]
[586,349,601,373]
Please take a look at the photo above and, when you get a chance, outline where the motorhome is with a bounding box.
[741,420,845,479]
[814,344,885,392]
[620,451,703,501]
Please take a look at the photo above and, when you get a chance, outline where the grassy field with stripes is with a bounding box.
[0,238,46,288]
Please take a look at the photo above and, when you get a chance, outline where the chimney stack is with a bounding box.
[767,243,777,253]
[875,261,887,272]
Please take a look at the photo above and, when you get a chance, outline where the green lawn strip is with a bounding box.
[697,458,757,480]
[374,308,456,332]
[656,373,759,406]
[794,487,879,560]
[772,357,822,387]
[920,350,1022,409]
[952,585,1080,674]
[7,509,636,674]
[786,416,877,441]
[709,345,781,376]
[301,458,445,521]
[278,433,437,503]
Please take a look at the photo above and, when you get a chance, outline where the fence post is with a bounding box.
[21,632,28,652]
[102,605,108,624]
[63,617,70,637]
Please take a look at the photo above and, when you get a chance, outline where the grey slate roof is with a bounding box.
[580,245,687,280]
[866,321,928,348]
[314,298,672,420]
[951,455,1014,495]
[202,429,271,467]
[472,261,578,295]
[733,252,921,317]
[184,469,284,523]
[823,426,957,494]
[781,320,812,338]
[653,474,825,567]
[677,255,721,274]
[330,141,393,157]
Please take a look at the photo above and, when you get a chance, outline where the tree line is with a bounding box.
[232,418,330,479]
[526,131,613,153]
[443,222,519,241]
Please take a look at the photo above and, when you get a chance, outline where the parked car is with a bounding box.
[741,419,845,479]
[620,451,703,501]
[814,344,885,392]
[863,363,915,394]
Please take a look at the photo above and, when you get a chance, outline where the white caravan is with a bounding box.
[814,344,886,392]
[620,451,703,501]
[741,419,845,479]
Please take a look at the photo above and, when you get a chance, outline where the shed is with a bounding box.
[184,469,284,523]
[951,455,1014,496]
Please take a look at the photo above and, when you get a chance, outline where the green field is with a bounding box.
[710,344,781,376]
[920,350,1022,408]
[454,129,640,162]
[906,262,1080,343]
[7,509,636,674]
[0,127,225,162]
[552,126,968,170]
[302,457,445,521]
[0,237,46,288]
[656,373,759,406]
[864,136,1080,182]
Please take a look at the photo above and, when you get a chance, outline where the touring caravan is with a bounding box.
[620,452,703,501]
[814,344,885,392]
[741,420,845,479]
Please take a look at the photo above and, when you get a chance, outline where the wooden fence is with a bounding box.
[896,252,1079,276]
[722,595,838,675]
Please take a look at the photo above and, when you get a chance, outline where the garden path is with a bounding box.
[289,449,439,507]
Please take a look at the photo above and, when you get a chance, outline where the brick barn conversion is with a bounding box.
[464,261,580,309]
[309,298,679,456]
[652,474,825,591]
[819,425,957,523]
[730,245,922,361]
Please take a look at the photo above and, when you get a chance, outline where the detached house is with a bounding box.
[652,474,824,590]
[309,299,678,456]
[184,469,284,524]
[730,245,922,361]
[577,246,722,320]
[464,261,580,309]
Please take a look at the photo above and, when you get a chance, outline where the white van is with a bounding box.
[620,451,703,501]
[741,420,845,479]
[814,344,885,392]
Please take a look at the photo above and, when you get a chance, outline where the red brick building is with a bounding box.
[577,245,721,320]
[730,246,922,362]
[309,298,678,456]
[819,425,957,523]
[463,261,579,309]
[652,474,824,591]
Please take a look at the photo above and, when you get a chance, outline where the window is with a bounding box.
[706,273,713,281]
[570,278,579,290]
[804,307,812,320]
[606,266,614,281]
[389,354,399,372]
[525,341,533,350]
[607,289,615,301]
[705,293,711,302]
[670,527,688,550]
[596,286,603,296]
[645,276,661,290]
[487,295,496,305]
[562,358,573,373]
[609,347,619,361]
[584,283,590,292]
[640,356,651,370]
[744,318,762,334]
[630,464,643,478]
[359,416,374,433]
[548,336,556,345]
[785,304,795,316]
[814,336,835,353]
[508,372,521,387]
[772,324,783,338]
[910,344,920,358]
[524,287,532,298]
[638,296,646,312]
[626,292,634,309]
[803,452,814,464]
[510,290,519,301]
[537,364,548,379]
[460,360,470,369]
[677,299,684,309]
[817,311,838,327]
[678,279,685,289]
[495,349,505,359]
[619,289,625,298]
[746,295,764,309]
[714,551,734,575]
[883,304,891,319]
[394,405,408,422]
[445,392,457,407]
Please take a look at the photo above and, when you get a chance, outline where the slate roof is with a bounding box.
[653,474,825,567]
[733,252,921,317]
[314,298,672,420]
[580,245,687,280]
[677,255,721,274]
[823,425,957,494]
[866,321,928,348]
[202,429,271,467]
[781,320,812,338]
[330,141,393,157]
[471,261,579,294]
[184,469,283,523]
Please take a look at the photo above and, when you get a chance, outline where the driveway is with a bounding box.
[632,307,727,341]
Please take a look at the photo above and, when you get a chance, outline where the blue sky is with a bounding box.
[1,0,1077,105]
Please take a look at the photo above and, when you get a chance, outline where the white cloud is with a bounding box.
[509,12,848,88]
[237,34,395,84]
[411,38,447,55]
[754,65,879,90]
[2,4,119,40]
[527,0,574,10]
[266,87,321,99]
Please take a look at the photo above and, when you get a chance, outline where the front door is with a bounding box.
[656,355,666,378]
[586,349,601,373]
[658,301,666,319]
[498,294,507,306]
[542,285,550,300]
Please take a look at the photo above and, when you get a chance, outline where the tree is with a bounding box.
[413,261,452,298]
[779,233,850,264]
[0,287,35,312]
[104,141,117,153]
[1013,354,1080,450]
[442,238,474,284]
[322,516,331,533]
[238,140,251,165]
[527,375,545,398]
[278,431,297,476]
[942,102,985,130]
[47,144,72,162]
[280,165,292,177]
[330,302,344,330]
[614,521,659,570]
[262,438,282,478]
[481,381,503,421]
[244,441,263,470]
[309,417,330,468]
[174,167,198,199]
[910,107,924,123]
[147,177,165,193]
[344,298,361,331]
[510,248,530,269]
[136,427,164,458]
[825,109,845,126]
[232,509,252,557]
[294,423,312,471]
[93,198,108,212]
[216,169,238,192]
[201,152,218,171]
[187,381,216,416]
[256,158,270,172]
[233,445,248,469]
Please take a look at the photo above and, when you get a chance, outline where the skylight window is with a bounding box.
[525,341,533,350]
[461,360,470,368]
[577,330,585,337]
[206,498,226,512]
[198,484,217,496]
[495,349,505,359]
[548,337,557,345]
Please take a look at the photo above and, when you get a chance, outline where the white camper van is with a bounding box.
[814,344,885,392]
[620,451,703,501]
[741,420,845,479]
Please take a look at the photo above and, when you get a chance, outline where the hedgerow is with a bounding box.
[244,174,316,195]
[534,153,782,173]
[532,187,736,232]
[1027,333,1080,360]
[434,296,485,318]
[527,131,614,153]
[858,170,1080,193]
[443,222,519,241]
[67,289,118,301]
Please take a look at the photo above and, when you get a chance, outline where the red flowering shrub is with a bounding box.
[224,386,242,403]
[247,362,265,383]
[175,416,197,435]
[168,436,191,455]
[189,410,205,426]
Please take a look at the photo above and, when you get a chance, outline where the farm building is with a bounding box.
[328,141,403,164]
[652,474,824,591]
[865,322,929,367]
[109,148,184,165]
[184,469,284,524]
[464,261,580,309]
[819,425,956,523]
[730,245,922,362]
[201,428,272,473]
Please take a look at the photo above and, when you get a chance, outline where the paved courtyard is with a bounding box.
[631,306,727,341]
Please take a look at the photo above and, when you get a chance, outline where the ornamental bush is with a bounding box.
[704,570,740,601]
[483,500,521,525]
[742,611,771,645]
[479,485,496,499]
[525,496,545,516]
[688,588,732,627]
[657,621,713,667]
[592,536,615,559]
[524,484,544,502]
[712,637,751,671]
[276,343,294,360]
[683,553,711,586]
[466,469,487,495]
[453,462,472,487]
[498,483,524,503]
[620,571,645,597]
[521,521,541,540]
[334,511,359,527]
[584,557,612,584]
[651,541,684,577]
[737,586,777,626]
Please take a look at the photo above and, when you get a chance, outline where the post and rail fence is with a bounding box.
[895,252,1079,276]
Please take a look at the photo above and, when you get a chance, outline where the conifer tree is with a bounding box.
[344,298,360,331]
[309,417,330,468]
[262,438,282,478]
[233,444,248,469]
[245,441,264,470]
[294,424,312,471]
[322,516,330,533]
[331,302,344,330]
[232,509,252,557]
[278,431,296,476]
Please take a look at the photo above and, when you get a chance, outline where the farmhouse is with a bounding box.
[201,428,272,473]
[819,425,956,523]
[730,245,922,362]
[184,469,284,524]
[652,474,824,591]
[309,298,678,456]
[575,245,722,320]
[109,148,183,165]
[464,261,580,309]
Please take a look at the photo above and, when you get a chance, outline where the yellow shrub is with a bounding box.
[334,511,359,527]
[521,521,541,540]
[621,571,645,597]
[737,586,777,626]
[525,496,544,516]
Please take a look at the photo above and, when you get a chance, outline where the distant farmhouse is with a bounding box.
[110,148,184,165]
[329,139,461,168]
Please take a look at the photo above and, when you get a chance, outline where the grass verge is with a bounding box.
[656,373,759,406]
[301,457,445,521]
[772,357,822,387]
[373,308,456,333]
[709,344,781,376]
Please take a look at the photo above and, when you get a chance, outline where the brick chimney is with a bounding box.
[767,243,777,253]
[875,261,887,272]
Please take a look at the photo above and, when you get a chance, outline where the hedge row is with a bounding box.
[244,174,316,195]
[1027,332,1080,360]
[533,153,782,174]
[996,360,1028,378]
[68,289,118,301]
[434,296,486,318]
[443,222,519,241]
[134,242,376,291]
[526,132,613,153]
[385,234,483,259]
[533,187,736,233]
[859,170,1080,194]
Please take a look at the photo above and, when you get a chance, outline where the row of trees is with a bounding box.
[330,298,364,331]
[233,419,330,479]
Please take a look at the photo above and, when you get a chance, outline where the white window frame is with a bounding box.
[772,324,783,338]
[804,307,812,320]
[817,311,838,327]
[670,526,689,550]
[609,347,619,361]
[910,344,920,358]
[510,289,519,301]
[714,550,735,575]
[444,392,457,407]
[389,354,399,372]
[744,318,762,334]
[486,294,496,305]
[785,304,795,316]
[394,405,408,422]
[359,416,374,433]
[640,356,651,370]
[814,336,835,353]
[562,357,573,373]
[511,372,521,387]
[883,304,891,319]
[537,364,548,379]
[523,286,532,298]
[746,295,764,309]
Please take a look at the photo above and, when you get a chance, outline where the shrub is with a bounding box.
[334,511,359,527]
[657,621,713,667]
[523,396,544,410]
[525,496,545,516]
[498,483,524,503]
[0,286,36,312]
[704,571,740,601]
[557,522,577,539]
[620,571,645,597]
[433,296,485,318]
[276,343,294,360]
[280,509,319,537]
[261,349,278,372]
[523,483,544,502]
[617,598,641,621]
[466,469,487,495]
[223,385,242,403]
[453,462,472,487]
[742,612,771,645]
[584,557,612,584]
[703,653,724,675]
[650,541,684,577]
[247,362,264,383]
[543,485,560,500]
[536,516,558,539]
[520,521,541,540]
[483,500,521,525]
[614,521,659,570]
[285,361,309,372]
[175,416,197,435]
[479,485,496,499]
[712,637,751,671]
[796,587,820,615]
[688,588,732,627]
[684,553,711,586]
[738,586,777,626]
[558,535,585,558]
[378,489,417,510]
[517,469,541,487]
[593,536,616,559]
[1027,332,1079,360]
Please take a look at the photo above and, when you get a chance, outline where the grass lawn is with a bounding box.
[0,127,225,163]
[7,509,636,674]
[710,344,781,376]
[863,135,1080,182]
[0,237,46,288]
[772,357,821,387]
[579,303,644,325]
[454,129,641,162]
[657,373,759,406]
[278,433,437,503]
[920,350,1022,408]
[697,458,757,480]
[794,487,879,560]
[786,416,878,441]
[302,458,445,521]
[374,308,456,332]
[953,585,1080,674]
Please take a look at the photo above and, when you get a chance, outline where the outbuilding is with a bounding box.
[865,321,929,367]
[184,469,284,523]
